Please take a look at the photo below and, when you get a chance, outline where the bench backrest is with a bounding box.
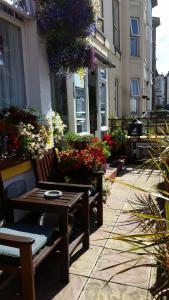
[32,147,59,182]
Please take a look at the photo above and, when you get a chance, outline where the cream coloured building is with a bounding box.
[121,0,158,116]
[0,0,158,136]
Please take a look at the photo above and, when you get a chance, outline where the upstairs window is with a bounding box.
[112,0,120,51]
[130,18,140,57]
[93,0,104,32]
[130,79,140,97]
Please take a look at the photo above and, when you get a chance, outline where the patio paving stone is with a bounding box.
[69,245,103,277]
[78,278,148,300]
[90,225,113,247]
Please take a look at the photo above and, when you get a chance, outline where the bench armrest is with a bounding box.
[37,181,91,192]
[0,232,34,248]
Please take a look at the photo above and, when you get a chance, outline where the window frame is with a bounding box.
[112,0,120,51]
[0,13,28,108]
[130,79,140,115]
[130,79,140,97]
[130,18,140,36]
[130,17,140,57]
[74,70,90,134]
[99,66,108,130]
[114,78,119,117]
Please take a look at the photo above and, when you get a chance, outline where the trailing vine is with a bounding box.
[36,0,95,74]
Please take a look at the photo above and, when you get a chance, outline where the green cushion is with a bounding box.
[0,223,54,258]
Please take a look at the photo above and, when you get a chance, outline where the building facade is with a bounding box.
[121,0,158,117]
[0,0,158,136]
[152,16,160,110]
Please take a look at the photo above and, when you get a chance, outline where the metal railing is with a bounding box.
[109,117,169,136]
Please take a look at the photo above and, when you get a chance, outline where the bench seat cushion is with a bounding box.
[0,223,54,258]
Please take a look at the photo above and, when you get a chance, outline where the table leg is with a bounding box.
[59,210,69,283]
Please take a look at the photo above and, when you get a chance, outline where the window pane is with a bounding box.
[131,79,140,97]
[50,74,68,128]
[100,82,106,126]
[130,18,139,36]
[114,78,119,117]
[130,37,138,56]
[113,0,120,49]
[130,98,137,114]
[0,18,26,109]
[75,73,87,133]
[100,68,107,80]
[75,90,87,133]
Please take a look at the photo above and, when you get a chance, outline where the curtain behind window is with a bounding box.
[0,18,26,109]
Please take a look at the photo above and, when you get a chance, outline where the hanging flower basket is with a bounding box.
[37,0,95,39]
[47,39,92,73]
[36,0,96,74]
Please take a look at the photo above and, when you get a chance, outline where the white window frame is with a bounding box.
[130,17,140,57]
[74,70,90,134]
[130,18,140,36]
[0,11,29,108]
[114,78,119,117]
[98,65,108,132]
[112,0,120,51]
[130,79,140,97]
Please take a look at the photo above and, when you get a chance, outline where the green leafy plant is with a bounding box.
[111,128,126,144]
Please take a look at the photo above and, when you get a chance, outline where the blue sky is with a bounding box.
[153,0,169,75]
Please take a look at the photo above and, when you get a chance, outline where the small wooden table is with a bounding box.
[9,187,89,283]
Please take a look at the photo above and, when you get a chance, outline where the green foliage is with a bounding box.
[111,128,126,143]
[65,132,93,143]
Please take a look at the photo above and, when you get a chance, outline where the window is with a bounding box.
[130,79,140,114]
[114,78,119,117]
[93,0,104,32]
[0,18,26,109]
[130,18,140,57]
[112,0,120,51]
[130,79,140,97]
[100,67,107,127]
[74,73,88,133]
[50,74,69,128]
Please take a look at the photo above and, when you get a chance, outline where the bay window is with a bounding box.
[0,18,26,109]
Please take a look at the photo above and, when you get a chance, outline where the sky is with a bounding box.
[153,0,169,75]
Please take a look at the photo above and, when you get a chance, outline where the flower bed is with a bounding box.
[58,135,110,183]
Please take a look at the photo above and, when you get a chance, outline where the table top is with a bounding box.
[9,188,84,211]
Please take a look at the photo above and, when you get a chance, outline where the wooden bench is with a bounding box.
[0,174,70,300]
[32,147,103,226]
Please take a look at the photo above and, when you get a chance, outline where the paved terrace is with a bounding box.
[35,166,162,300]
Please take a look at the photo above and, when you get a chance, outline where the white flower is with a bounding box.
[51,111,67,143]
